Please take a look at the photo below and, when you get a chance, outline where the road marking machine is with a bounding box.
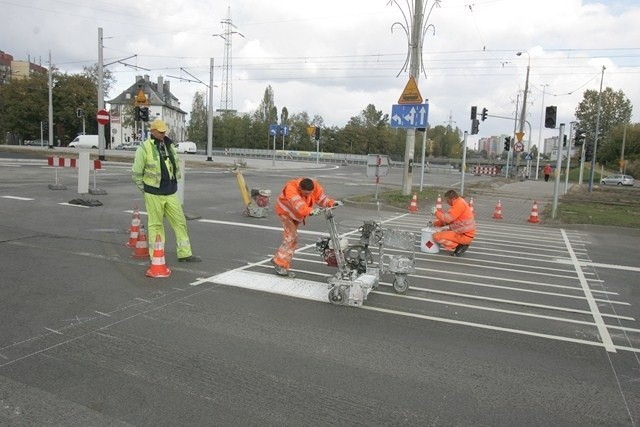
[315,205,415,307]
[231,164,271,218]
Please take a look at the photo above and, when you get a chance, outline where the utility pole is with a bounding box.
[207,58,214,161]
[47,50,53,149]
[588,65,605,192]
[98,27,106,160]
[535,84,548,180]
[516,51,530,176]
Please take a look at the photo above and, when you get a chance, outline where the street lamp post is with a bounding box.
[516,51,530,177]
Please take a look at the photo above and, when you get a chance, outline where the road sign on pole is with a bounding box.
[97,109,109,125]
[397,76,423,104]
[390,103,429,128]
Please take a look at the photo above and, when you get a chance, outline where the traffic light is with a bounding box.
[471,119,479,135]
[574,129,586,146]
[563,134,567,147]
[134,106,141,121]
[76,108,84,118]
[545,106,557,128]
[139,107,149,122]
[481,108,488,121]
[42,121,48,131]
[504,136,511,151]
[470,106,477,120]
[314,126,320,140]
[584,142,594,162]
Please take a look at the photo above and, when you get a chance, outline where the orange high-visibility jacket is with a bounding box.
[276,178,335,222]
[434,197,476,237]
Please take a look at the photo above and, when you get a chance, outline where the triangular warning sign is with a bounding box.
[515,132,525,142]
[398,76,423,104]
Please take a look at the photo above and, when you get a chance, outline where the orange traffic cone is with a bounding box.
[469,197,474,216]
[436,194,443,213]
[408,193,418,212]
[126,206,141,248]
[131,224,149,259]
[527,200,540,223]
[146,235,171,278]
[492,200,503,220]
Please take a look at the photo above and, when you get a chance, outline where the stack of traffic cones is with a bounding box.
[527,200,540,223]
[131,224,149,259]
[126,206,141,248]
[492,200,503,220]
[408,193,418,212]
[436,194,443,213]
[146,235,171,278]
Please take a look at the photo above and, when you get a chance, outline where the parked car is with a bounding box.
[175,141,197,154]
[24,139,48,146]
[600,174,635,186]
[115,141,142,151]
[68,135,99,149]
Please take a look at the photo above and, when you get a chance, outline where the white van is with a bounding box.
[175,141,197,154]
[68,135,99,148]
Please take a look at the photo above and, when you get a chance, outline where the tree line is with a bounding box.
[1,70,637,176]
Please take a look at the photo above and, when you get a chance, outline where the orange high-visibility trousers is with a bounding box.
[433,230,473,252]
[273,214,299,269]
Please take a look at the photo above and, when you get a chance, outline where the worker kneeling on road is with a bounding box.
[272,177,342,277]
[431,189,476,257]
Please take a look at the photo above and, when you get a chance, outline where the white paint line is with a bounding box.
[360,305,638,353]
[94,311,110,317]
[561,229,615,352]
[205,270,329,303]
[554,258,640,273]
[44,328,62,335]
[58,202,91,209]
[198,219,324,235]
[1,195,34,201]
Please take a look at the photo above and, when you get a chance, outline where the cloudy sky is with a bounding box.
[2,0,639,149]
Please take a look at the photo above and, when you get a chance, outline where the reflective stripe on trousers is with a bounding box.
[273,214,299,269]
[144,192,192,258]
[433,230,473,251]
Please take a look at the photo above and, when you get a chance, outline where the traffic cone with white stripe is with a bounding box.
[527,200,540,224]
[126,206,141,248]
[436,194,443,213]
[492,200,503,220]
[146,235,171,278]
[131,224,149,259]
[408,193,419,212]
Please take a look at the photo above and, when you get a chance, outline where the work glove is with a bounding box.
[430,206,438,215]
[333,200,344,207]
[309,208,322,217]
[426,221,434,227]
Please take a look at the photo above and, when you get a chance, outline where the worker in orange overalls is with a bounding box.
[272,177,342,277]
[432,189,476,257]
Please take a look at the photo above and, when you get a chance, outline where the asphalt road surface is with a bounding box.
[1,149,639,426]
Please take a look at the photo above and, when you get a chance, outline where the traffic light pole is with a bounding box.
[551,124,565,219]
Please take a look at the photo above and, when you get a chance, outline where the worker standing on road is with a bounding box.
[431,189,476,257]
[132,119,201,263]
[272,177,342,277]
[543,164,553,182]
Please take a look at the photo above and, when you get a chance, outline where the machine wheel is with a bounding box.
[393,274,409,293]
[328,287,347,305]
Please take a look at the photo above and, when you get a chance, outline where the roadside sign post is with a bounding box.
[366,154,390,200]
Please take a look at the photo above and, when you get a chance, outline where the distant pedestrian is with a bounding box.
[543,164,552,182]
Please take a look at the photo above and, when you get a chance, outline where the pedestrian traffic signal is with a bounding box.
[139,107,149,122]
[584,142,594,162]
[481,108,488,121]
[504,136,511,151]
[545,106,557,128]
[471,119,479,135]
[470,106,477,120]
[574,129,586,146]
